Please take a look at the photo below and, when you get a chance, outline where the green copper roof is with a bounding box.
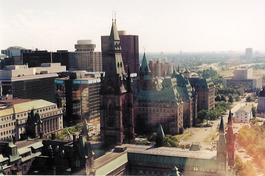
[175,73,190,87]
[140,52,151,73]
[138,78,182,103]
[189,77,214,90]
[176,86,191,102]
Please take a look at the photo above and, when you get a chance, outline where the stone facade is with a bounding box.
[189,77,215,111]
[100,20,135,147]
[135,54,198,135]
[0,99,63,141]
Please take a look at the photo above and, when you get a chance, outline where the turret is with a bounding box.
[228,110,233,127]
[226,110,235,168]
[217,116,227,173]
[139,52,151,76]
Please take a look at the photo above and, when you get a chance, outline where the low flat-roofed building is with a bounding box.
[0,63,66,102]
[0,98,63,141]
[73,144,225,176]
[224,77,262,91]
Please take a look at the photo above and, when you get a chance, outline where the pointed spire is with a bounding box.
[110,19,120,41]
[219,116,224,133]
[228,110,233,126]
[140,52,151,73]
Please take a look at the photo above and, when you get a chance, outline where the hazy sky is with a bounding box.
[1,0,265,52]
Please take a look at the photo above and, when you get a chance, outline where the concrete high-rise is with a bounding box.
[245,48,253,60]
[55,71,101,125]
[71,40,102,72]
[101,30,139,74]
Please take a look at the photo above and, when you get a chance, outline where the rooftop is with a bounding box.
[124,144,216,160]
[0,99,56,115]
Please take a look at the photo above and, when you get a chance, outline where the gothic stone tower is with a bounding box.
[217,116,227,174]
[226,110,235,168]
[100,19,135,147]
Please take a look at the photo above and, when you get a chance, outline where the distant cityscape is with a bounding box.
[1,10,265,176]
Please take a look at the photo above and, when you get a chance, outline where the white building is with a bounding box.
[234,106,253,123]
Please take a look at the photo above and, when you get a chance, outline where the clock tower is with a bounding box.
[100,19,135,147]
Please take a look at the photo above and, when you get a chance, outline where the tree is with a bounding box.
[197,110,208,122]
[246,96,253,102]
[220,95,226,102]
[228,95,234,103]
[215,95,221,101]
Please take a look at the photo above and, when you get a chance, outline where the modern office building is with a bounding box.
[55,71,101,125]
[245,48,253,60]
[0,63,66,102]
[102,30,139,74]
[70,40,102,72]
[1,46,32,67]
[22,50,71,70]
[0,98,63,141]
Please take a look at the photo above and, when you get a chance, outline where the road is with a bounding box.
[178,99,244,150]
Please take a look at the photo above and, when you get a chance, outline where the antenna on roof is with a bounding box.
[112,11,117,23]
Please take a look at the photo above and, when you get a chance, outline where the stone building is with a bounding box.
[172,70,197,128]
[135,77,184,134]
[226,110,235,168]
[0,99,63,141]
[0,139,43,175]
[135,54,185,135]
[100,19,135,147]
[189,77,215,111]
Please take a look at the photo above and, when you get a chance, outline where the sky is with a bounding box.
[1,0,265,52]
